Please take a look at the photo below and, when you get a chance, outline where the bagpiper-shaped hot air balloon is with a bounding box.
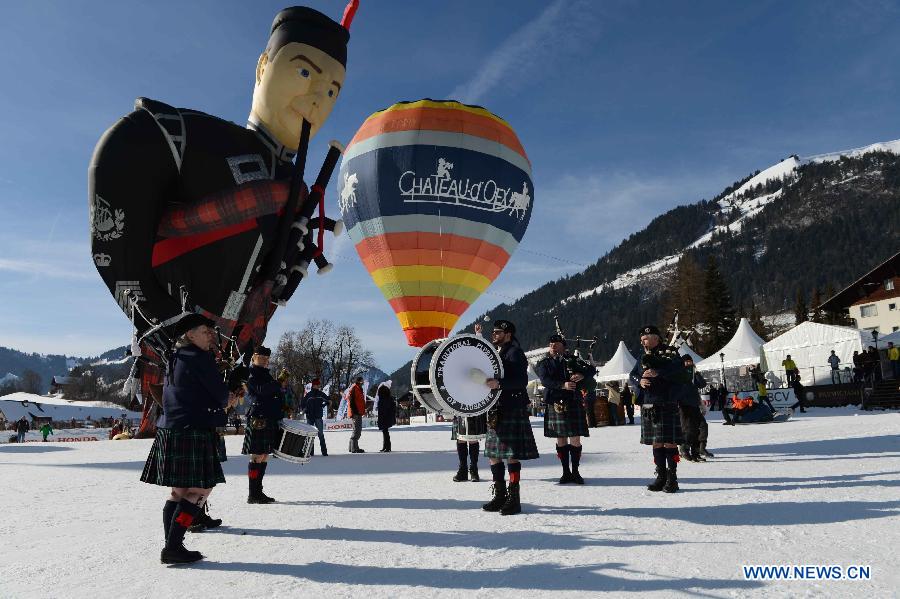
[338,99,533,347]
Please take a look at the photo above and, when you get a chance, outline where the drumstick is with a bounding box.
[468,368,489,384]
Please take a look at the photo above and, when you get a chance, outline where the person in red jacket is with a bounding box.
[348,376,367,453]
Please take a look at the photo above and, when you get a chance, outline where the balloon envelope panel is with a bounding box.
[339,100,532,346]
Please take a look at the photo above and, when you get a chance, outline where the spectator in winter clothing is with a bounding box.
[348,377,366,453]
[677,355,707,461]
[278,371,296,418]
[889,342,900,380]
[302,379,329,456]
[852,350,864,383]
[622,384,635,424]
[605,381,622,426]
[828,350,841,384]
[723,394,754,425]
[376,383,396,452]
[790,379,807,413]
[15,417,28,443]
[39,423,53,441]
[782,355,799,386]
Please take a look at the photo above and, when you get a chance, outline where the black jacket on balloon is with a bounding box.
[157,345,228,429]
[496,341,530,410]
[245,366,284,420]
[88,98,301,349]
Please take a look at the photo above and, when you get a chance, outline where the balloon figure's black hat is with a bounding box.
[266,2,359,67]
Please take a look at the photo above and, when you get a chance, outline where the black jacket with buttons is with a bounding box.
[158,345,228,429]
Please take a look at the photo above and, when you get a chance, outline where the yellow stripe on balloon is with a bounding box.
[366,99,512,128]
[395,311,461,330]
[375,280,483,304]
[370,265,492,293]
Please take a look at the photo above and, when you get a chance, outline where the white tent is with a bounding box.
[762,321,875,385]
[0,393,141,423]
[695,318,765,372]
[879,329,900,345]
[677,343,704,363]
[595,341,638,383]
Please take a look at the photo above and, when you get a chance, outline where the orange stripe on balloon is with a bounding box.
[354,232,511,267]
[362,249,503,280]
[348,107,527,161]
[389,296,470,316]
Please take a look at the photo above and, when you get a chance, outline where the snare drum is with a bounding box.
[272,420,319,465]
[453,414,487,441]
[411,334,504,418]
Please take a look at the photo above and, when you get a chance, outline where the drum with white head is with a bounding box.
[411,334,503,417]
[273,420,319,465]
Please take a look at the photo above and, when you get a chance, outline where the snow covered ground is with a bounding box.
[1,408,898,598]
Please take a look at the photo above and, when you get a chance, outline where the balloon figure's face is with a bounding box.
[252,42,345,146]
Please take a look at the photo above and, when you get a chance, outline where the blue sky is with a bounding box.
[1,0,900,373]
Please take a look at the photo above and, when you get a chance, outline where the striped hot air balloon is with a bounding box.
[338,99,533,346]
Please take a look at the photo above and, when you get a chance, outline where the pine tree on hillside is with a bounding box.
[700,256,737,354]
[810,287,824,323]
[794,289,809,324]
[749,301,768,339]
[660,253,704,330]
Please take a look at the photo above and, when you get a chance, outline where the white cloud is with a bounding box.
[449,0,599,104]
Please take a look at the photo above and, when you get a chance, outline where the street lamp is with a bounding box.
[719,352,726,390]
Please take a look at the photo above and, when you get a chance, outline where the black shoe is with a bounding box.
[469,466,480,482]
[354,448,366,453]
[663,468,679,493]
[161,545,203,564]
[692,452,706,462]
[321,452,328,456]
[482,481,507,512]
[678,446,690,459]
[500,482,521,515]
[700,447,715,458]
[571,471,584,485]
[558,472,574,484]
[453,465,468,482]
[247,492,275,504]
[188,508,222,532]
[647,466,667,492]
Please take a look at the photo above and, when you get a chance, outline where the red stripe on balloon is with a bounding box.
[151,219,257,267]
[405,327,451,347]
[389,296,470,316]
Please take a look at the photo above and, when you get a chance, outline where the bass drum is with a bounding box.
[410,334,503,417]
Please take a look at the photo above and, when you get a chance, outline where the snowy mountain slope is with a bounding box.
[563,138,900,304]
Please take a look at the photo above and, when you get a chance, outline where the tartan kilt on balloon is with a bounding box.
[140,428,225,489]
[241,418,282,455]
[543,394,590,438]
[640,404,684,445]
[485,407,539,460]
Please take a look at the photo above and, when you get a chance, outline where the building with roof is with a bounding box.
[820,250,900,335]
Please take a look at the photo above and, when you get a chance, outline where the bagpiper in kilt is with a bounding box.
[241,346,284,504]
[630,325,691,494]
[536,334,595,485]
[139,314,228,564]
[481,319,538,516]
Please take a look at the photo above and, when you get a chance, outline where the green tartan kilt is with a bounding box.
[484,408,539,460]
[140,428,225,489]
[241,419,282,455]
[640,405,684,445]
[543,394,590,438]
